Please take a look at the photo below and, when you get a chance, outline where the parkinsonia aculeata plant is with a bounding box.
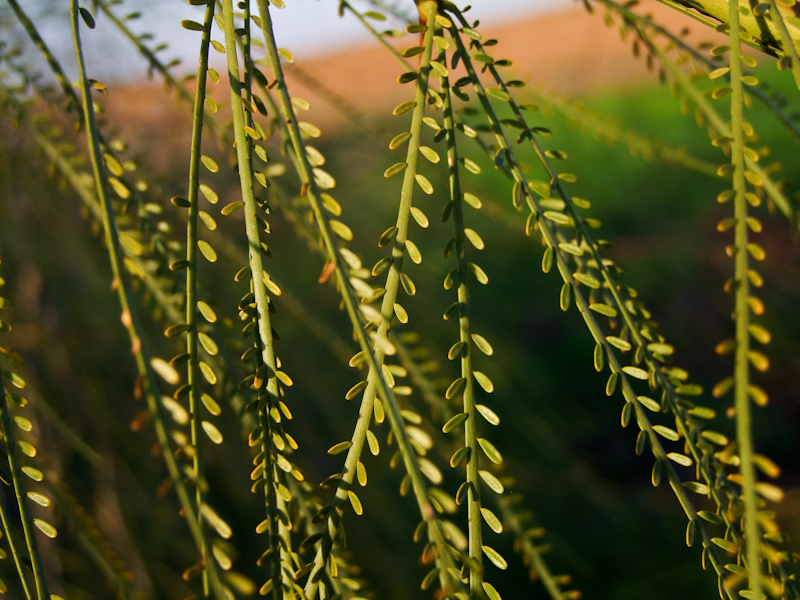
[0,0,799,598]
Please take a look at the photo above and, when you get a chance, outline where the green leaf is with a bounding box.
[384,162,408,178]
[473,370,494,393]
[202,421,223,444]
[415,174,433,194]
[477,404,499,425]
[410,206,429,228]
[348,490,363,515]
[198,240,217,263]
[33,519,57,539]
[445,377,466,400]
[606,336,632,352]
[443,412,468,434]
[478,438,502,464]
[481,507,503,533]
[622,366,648,380]
[653,425,680,442]
[201,155,219,173]
[479,470,504,494]
[79,8,96,29]
[482,581,502,600]
[389,132,411,149]
[482,545,508,569]
[328,441,352,455]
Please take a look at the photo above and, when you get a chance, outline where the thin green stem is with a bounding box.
[185,2,216,596]
[0,372,49,600]
[220,2,291,597]
[440,54,485,597]
[446,13,734,594]
[729,1,762,595]
[69,5,225,597]
[0,372,35,600]
[252,3,459,597]
[631,22,795,225]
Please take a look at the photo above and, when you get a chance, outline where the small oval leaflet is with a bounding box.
[622,366,648,380]
[419,146,440,163]
[559,282,571,311]
[463,192,482,209]
[199,184,218,204]
[398,72,419,84]
[445,377,466,400]
[198,332,219,356]
[410,206,429,228]
[221,201,244,216]
[465,228,485,250]
[199,211,217,231]
[543,210,572,225]
[384,162,408,178]
[389,132,411,150]
[483,582,502,600]
[477,404,499,425]
[202,421,223,444]
[471,333,493,356]
[330,220,353,241]
[406,239,422,264]
[79,7,96,29]
[667,452,693,467]
[151,357,180,385]
[415,174,434,195]
[202,393,222,416]
[393,303,409,324]
[400,273,416,296]
[197,300,217,323]
[443,412,468,434]
[198,240,217,263]
[606,336,632,352]
[481,507,503,533]
[542,246,554,273]
[13,416,32,432]
[393,101,416,115]
[621,402,632,428]
[27,491,51,507]
[479,469,504,494]
[357,461,367,486]
[589,303,617,317]
[348,490,363,515]
[483,545,508,570]
[22,466,43,481]
[593,343,605,372]
[468,262,489,285]
[683,481,710,496]
[478,438,502,464]
[637,396,661,412]
[33,519,57,539]
[606,372,618,396]
[367,430,380,456]
[328,441,352,455]
[473,370,494,393]
[450,446,470,468]
[201,155,219,173]
[653,425,680,442]
[573,272,600,288]
[199,361,217,385]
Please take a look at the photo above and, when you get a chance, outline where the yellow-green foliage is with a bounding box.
[0,1,799,599]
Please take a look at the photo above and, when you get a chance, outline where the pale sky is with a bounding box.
[12,0,572,81]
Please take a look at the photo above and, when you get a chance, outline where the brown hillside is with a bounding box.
[100,2,723,164]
